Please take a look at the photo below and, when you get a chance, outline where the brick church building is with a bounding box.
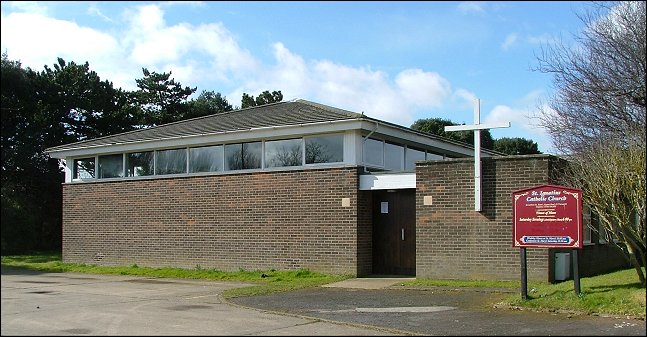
[46,99,627,282]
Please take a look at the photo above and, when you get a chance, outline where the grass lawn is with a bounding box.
[502,267,646,318]
[397,267,645,319]
[1,251,644,319]
[0,251,351,299]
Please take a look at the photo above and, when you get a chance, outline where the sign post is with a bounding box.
[512,184,583,299]
[520,247,528,300]
[573,249,581,296]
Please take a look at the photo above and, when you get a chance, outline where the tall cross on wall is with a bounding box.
[444,99,510,212]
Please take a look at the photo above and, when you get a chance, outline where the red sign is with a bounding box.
[512,184,582,249]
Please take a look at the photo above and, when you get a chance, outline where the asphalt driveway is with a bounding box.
[1,268,392,336]
[2,268,645,336]
[231,281,646,336]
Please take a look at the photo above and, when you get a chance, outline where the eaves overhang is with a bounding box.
[46,118,365,159]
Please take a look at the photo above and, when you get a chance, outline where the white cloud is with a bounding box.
[309,61,453,126]
[87,4,113,23]
[1,3,258,90]
[122,4,257,84]
[312,60,401,121]
[453,88,478,106]
[0,3,461,129]
[527,33,558,45]
[519,89,545,105]
[395,69,451,108]
[0,11,121,72]
[485,104,555,153]
[457,2,485,14]
[501,33,518,50]
[228,42,313,103]
[229,43,455,127]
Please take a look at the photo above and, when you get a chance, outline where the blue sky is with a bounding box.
[1,1,593,153]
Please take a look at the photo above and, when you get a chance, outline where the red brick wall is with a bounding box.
[356,190,373,276]
[62,166,365,275]
[416,155,565,281]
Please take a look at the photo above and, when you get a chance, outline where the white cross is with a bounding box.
[444,98,510,212]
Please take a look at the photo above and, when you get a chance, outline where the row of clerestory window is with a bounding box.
[72,134,344,180]
[72,134,449,180]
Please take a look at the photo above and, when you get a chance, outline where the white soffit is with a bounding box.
[359,173,416,190]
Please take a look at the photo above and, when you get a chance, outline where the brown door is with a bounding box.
[372,189,416,275]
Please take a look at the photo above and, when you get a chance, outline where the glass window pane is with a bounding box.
[306,134,343,164]
[405,147,425,171]
[73,158,95,179]
[98,154,123,178]
[265,139,302,168]
[225,142,261,170]
[384,142,404,171]
[190,145,223,173]
[363,138,383,166]
[156,148,187,175]
[426,152,444,160]
[243,142,261,169]
[225,143,242,170]
[126,151,154,177]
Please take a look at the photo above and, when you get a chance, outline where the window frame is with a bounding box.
[264,138,304,168]
[189,144,224,173]
[73,157,97,180]
[98,153,124,179]
[304,133,345,165]
[155,148,188,176]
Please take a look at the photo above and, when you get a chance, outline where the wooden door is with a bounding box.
[372,189,416,275]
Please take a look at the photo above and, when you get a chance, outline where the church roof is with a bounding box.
[46,99,364,152]
[46,99,502,157]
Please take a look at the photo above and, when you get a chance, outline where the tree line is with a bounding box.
[0,54,282,253]
[410,118,541,155]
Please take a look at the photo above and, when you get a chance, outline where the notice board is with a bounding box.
[512,184,582,249]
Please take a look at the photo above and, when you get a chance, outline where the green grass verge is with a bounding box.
[398,278,523,289]
[504,267,646,318]
[2,252,644,318]
[0,252,351,299]
[398,268,645,319]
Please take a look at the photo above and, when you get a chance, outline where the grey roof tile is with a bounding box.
[46,99,363,152]
[45,99,502,156]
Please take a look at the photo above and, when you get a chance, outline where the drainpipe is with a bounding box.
[362,120,379,173]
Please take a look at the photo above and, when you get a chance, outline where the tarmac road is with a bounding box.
[2,268,645,336]
[0,268,393,336]
[231,280,646,336]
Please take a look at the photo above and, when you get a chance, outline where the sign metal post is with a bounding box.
[512,184,583,299]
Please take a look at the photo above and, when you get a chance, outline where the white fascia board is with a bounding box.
[49,117,492,160]
[359,173,416,190]
[48,119,365,159]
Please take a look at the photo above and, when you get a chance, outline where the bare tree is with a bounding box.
[568,142,645,285]
[535,1,646,285]
[536,1,645,153]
